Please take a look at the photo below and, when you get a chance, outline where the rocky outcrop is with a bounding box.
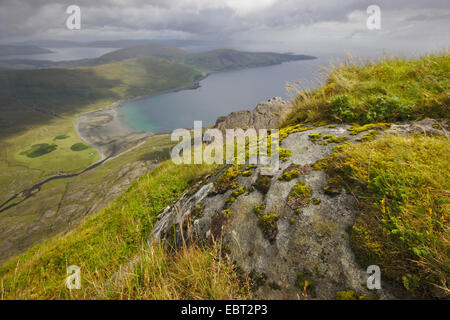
[215,97,294,131]
[149,119,446,300]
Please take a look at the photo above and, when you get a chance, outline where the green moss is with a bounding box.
[214,166,241,194]
[289,218,296,225]
[279,148,292,161]
[323,135,348,143]
[348,123,391,135]
[288,181,312,209]
[328,125,336,128]
[312,198,322,205]
[279,169,301,182]
[313,158,330,171]
[253,175,273,195]
[254,203,266,216]
[357,130,379,142]
[258,213,279,242]
[336,290,358,300]
[279,124,312,141]
[312,120,330,127]
[224,187,245,209]
[323,177,342,196]
[309,133,322,141]
[241,170,253,177]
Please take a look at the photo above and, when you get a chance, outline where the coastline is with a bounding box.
[75,72,210,160]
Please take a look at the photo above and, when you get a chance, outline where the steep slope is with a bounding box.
[0,51,447,300]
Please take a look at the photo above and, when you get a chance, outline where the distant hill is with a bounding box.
[184,49,316,71]
[0,45,53,56]
[0,44,316,70]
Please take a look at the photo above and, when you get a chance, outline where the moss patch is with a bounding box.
[213,165,241,194]
[254,203,266,216]
[335,290,358,300]
[224,187,246,209]
[279,169,301,182]
[253,175,273,195]
[279,148,292,161]
[308,133,322,141]
[348,123,391,135]
[288,180,312,210]
[322,135,348,143]
[323,177,343,196]
[258,213,279,242]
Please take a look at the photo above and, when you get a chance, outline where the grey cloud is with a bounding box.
[0,0,449,43]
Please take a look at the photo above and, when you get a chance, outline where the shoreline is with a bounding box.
[75,72,211,160]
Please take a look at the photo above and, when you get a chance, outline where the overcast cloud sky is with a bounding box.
[0,0,449,56]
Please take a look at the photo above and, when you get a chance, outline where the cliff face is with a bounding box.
[215,97,294,131]
[149,97,444,299]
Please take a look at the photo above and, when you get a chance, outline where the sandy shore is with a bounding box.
[76,104,151,160]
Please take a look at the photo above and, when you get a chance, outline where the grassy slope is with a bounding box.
[0,161,225,299]
[284,51,449,298]
[285,51,449,125]
[2,161,249,300]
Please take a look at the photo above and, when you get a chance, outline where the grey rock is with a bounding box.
[215,97,294,131]
[148,118,447,300]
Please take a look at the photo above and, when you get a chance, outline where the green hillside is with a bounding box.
[185,49,316,72]
[69,44,189,67]
[0,51,447,300]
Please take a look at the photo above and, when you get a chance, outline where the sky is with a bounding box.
[0,0,449,57]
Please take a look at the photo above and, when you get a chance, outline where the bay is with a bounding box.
[118,57,328,133]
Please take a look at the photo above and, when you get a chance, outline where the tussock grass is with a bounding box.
[285,51,449,125]
[327,134,449,298]
[0,161,248,300]
[97,243,248,300]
